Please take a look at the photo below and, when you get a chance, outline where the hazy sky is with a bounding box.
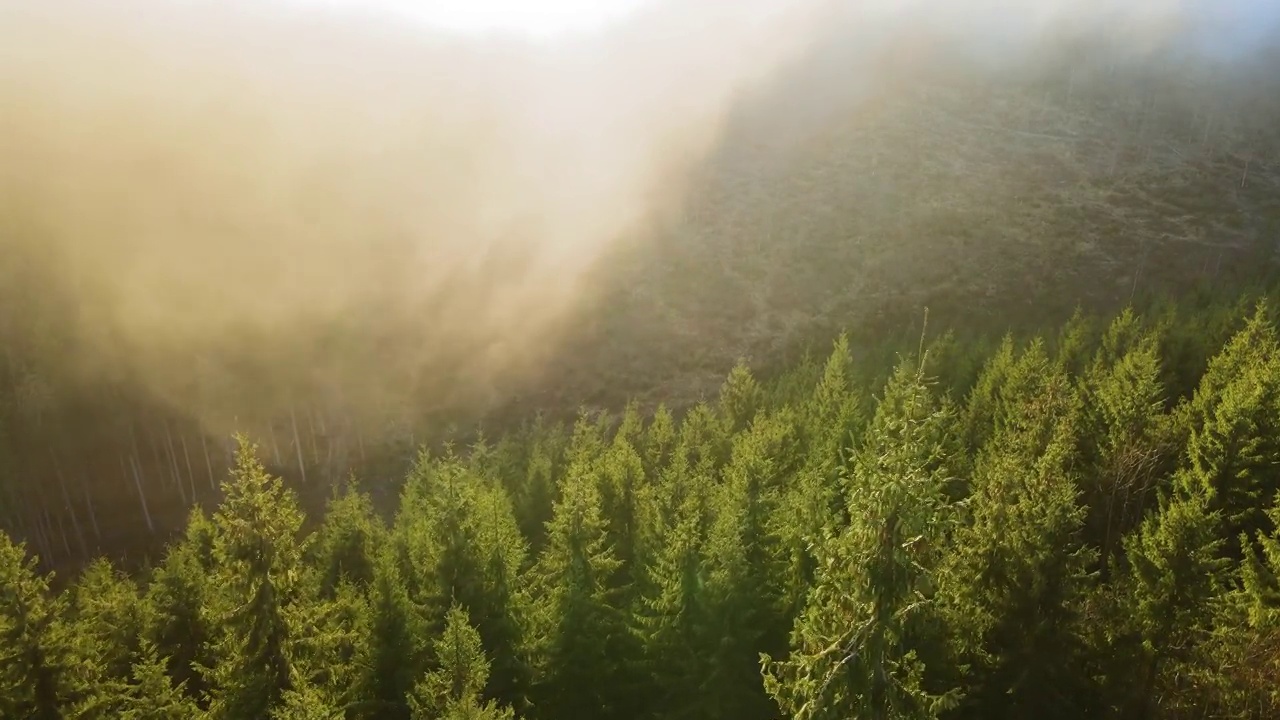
[320,0,651,37]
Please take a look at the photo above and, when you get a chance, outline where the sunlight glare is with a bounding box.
[325,0,650,38]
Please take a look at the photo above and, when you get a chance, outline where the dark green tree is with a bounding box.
[120,640,203,720]
[203,436,308,720]
[1174,303,1280,550]
[409,605,513,720]
[764,360,961,720]
[0,532,74,720]
[145,536,213,703]
[529,459,629,720]
[310,482,383,598]
[943,354,1098,719]
[1124,494,1228,718]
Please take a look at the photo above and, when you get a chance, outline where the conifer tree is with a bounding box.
[1175,303,1280,548]
[1078,322,1174,576]
[676,402,730,474]
[943,354,1097,719]
[720,361,764,435]
[1124,494,1228,717]
[764,360,961,720]
[515,435,558,551]
[641,404,676,479]
[145,536,213,702]
[120,640,203,720]
[529,459,629,720]
[409,605,513,720]
[310,482,382,598]
[395,450,531,710]
[204,436,308,720]
[0,532,74,720]
[702,422,789,720]
[597,433,652,596]
[67,558,147,714]
[355,549,421,720]
[287,571,366,714]
[1194,496,1280,716]
[634,505,710,720]
[1053,307,1096,377]
[772,335,862,612]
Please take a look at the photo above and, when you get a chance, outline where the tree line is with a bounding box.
[5,290,1280,718]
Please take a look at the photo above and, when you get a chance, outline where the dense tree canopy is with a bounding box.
[6,292,1280,718]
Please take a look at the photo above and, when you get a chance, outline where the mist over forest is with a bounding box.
[3,1,1280,717]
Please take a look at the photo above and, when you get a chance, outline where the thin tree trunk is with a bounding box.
[164,420,190,505]
[145,421,183,505]
[127,453,155,534]
[290,406,308,484]
[46,504,71,558]
[50,449,87,558]
[180,431,198,503]
[32,507,55,565]
[306,407,319,463]
[200,433,216,491]
[82,482,101,543]
[268,422,282,466]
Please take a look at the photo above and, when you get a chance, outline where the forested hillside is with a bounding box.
[7,292,1280,718]
[4,2,1280,716]
[4,21,1280,572]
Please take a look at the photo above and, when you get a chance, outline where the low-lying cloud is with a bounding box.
[0,0,1274,437]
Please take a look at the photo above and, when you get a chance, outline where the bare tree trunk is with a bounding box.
[164,420,191,505]
[200,433,216,491]
[142,420,181,504]
[306,407,319,463]
[290,406,308,484]
[82,482,101,544]
[32,507,55,565]
[268,422,282,466]
[50,449,87,559]
[180,432,198,503]
[46,504,70,558]
[126,453,155,534]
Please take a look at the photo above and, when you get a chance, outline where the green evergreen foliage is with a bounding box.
[354,549,420,719]
[763,360,961,720]
[310,483,383,598]
[409,605,514,720]
[120,640,203,719]
[1176,303,1280,548]
[204,435,309,719]
[145,537,213,703]
[1123,494,1229,715]
[10,295,1280,719]
[395,449,531,711]
[66,558,147,715]
[1078,319,1175,576]
[945,355,1098,718]
[0,533,74,719]
[529,457,630,720]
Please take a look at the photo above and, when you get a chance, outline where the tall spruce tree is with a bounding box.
[409,605,514,720]
[395,450,531,711]
[1124,493,1228,718]
[1175,303,1280,550]
[943,345,1098,719]
[204,436,308,720]
[529,456,630,720]
[764,360,961,720]
[0,532,75,720]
